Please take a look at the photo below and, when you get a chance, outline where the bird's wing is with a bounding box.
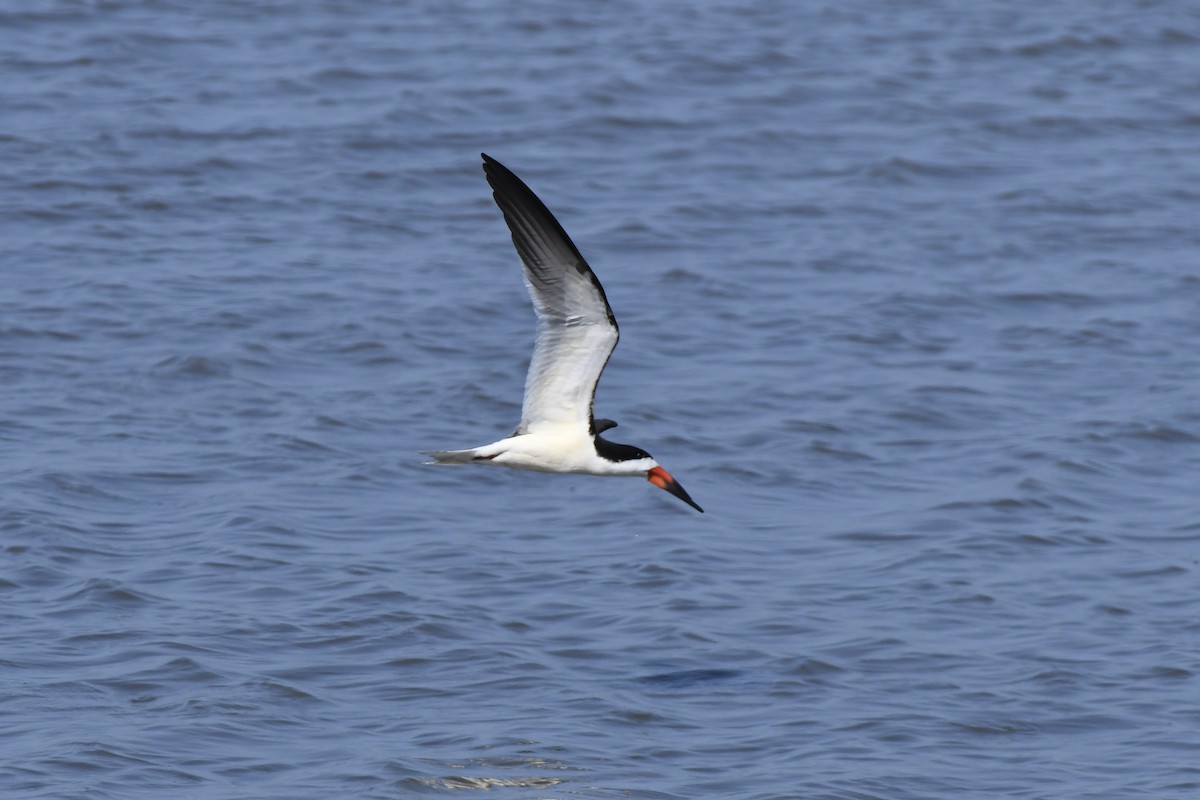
[482,154,619,436]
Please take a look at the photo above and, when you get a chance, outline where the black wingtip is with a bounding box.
[481,153,514,183]
[480,153,503,182]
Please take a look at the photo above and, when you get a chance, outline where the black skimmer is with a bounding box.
[424,154,703,513]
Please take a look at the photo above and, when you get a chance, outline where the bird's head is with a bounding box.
[594,433,703,513]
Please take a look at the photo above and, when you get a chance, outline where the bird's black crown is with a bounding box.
[594,436,652,463]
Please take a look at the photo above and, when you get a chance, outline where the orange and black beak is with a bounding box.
[647,466,703,513]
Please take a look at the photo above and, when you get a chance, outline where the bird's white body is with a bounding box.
[430,425,657,477]
[424,154,702,512]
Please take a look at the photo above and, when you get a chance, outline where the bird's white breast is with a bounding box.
[480,426,653,477]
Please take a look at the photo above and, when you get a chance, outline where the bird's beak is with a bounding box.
[647,466,704,513]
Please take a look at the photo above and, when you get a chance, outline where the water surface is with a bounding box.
[3,2,1199,798]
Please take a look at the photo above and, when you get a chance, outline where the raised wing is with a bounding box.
[482,154,619,435]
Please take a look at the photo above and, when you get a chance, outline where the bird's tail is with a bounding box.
[422,449,478,465]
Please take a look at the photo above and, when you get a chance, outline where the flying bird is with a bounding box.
[424,154,703,513]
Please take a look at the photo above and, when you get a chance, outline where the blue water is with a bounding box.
[4,2,1200,798]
